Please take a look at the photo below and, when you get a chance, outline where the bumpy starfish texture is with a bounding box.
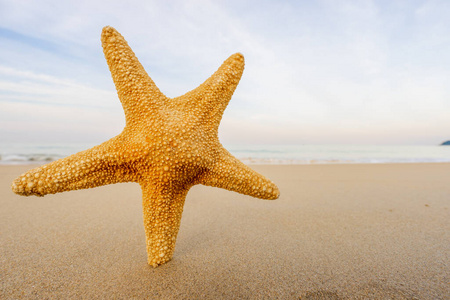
[11,26,280,267]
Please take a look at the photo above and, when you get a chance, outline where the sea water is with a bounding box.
[1,142,449,165]
[228,144,450,164]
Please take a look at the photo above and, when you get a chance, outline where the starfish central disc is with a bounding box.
[11,26,280,267]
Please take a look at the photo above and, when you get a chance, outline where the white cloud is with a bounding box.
[0,65,119,108]
[0,0,449,145]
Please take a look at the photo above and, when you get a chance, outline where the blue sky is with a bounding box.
[0,0,449,145]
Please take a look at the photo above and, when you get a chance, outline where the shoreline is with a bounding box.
[2,163,449,299]
[2,161,450,166]
[2,144,449,166]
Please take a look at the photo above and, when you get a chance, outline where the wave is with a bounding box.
[2,154,449,165]
[1,144,449,165]
[0,154,65,164]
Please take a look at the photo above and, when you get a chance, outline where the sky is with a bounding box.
[0,0,449,146]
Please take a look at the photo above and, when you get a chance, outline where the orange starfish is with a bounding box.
[11,26,280,267]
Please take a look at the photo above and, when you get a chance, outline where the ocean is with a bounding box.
[1,142,449,165]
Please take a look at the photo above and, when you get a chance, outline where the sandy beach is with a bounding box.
[1,163,449,299]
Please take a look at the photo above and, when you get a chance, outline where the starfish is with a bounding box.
[11,26,280,267]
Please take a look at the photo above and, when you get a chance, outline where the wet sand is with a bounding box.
[1,163,449,299]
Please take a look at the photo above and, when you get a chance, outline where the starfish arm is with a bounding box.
[140,181,189,267]
[176,53,245,129]
[11,137,137,197]
[200,148,280,200]
[101,26,167,124]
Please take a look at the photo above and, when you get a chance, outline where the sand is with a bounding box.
[1,163,449,299]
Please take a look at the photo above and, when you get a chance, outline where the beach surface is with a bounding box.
[1,163,449,299]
